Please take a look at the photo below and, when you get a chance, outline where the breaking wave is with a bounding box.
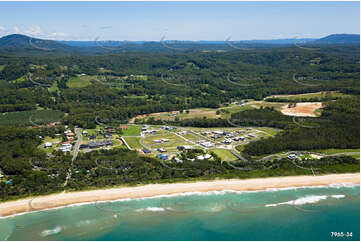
[41,226,62,237]
[265,194,345,207]
[136,207,168,212]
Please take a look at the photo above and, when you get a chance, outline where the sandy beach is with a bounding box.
[0,173,359,218]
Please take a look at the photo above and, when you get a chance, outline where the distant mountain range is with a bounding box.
[59,34,360,47]
[0,34,72,51]
[317,34,360,44]
[0,33,359,55]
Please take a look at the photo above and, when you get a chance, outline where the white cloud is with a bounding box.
[50,32,67,37]
[13,26,20,33]
[46,32,71,40]
[25,25,43,36]
[0,26,5,32]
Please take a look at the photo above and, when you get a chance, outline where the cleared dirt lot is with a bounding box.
[280,102,323,117]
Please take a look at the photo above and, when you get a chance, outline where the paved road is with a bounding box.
[28,72,52,89]
[63,128,82,187]
[72,128,82,162]
[120,137,132,150]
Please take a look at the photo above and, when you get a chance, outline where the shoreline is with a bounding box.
[0,173,359,218]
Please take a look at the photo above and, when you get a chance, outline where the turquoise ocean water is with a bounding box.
[1,183,359,241]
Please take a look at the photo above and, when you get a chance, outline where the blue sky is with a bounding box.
[0,1,359,41]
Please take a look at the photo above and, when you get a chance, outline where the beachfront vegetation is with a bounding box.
[0,43,359,202]
[0,129,358,202]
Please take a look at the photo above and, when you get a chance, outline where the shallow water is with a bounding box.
[1,184,359,241]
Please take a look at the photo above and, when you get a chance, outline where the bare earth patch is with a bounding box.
[280,102,323,117]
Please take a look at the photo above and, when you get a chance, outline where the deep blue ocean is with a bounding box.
[1,184,359,241]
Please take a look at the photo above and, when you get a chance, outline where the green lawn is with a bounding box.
[181,132,203,142]
[220,104,256,118]
[212,148,238,162]
[255,127,279,136]
[121,125,141,136]
[67,75,93,88]
[265,91,351,102]
[123,136,144,150]
[49,82,59,93]
[143,132,193,152]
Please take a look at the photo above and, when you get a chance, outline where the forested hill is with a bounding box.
[0,34,75,55]
[316,34,360,44]
[0,43,359,127]
[0,33,359,55]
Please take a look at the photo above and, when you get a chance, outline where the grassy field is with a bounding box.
[264,91,350,101]
[49,82,59,93]
[219,104,256,118]
[181,132,203,142]
[67,75,94,88]
[212,148,238,161]
[255,127,280,136]
[145,109,220,121]
[121,125,141,136]
[123,136,145,150]
[143,131,193,152]
[0,110,64,125]
[135,104,258,123]
[250,101,286,110]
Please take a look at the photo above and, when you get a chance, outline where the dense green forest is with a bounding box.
[0,44,359,201]
[0,125,358,201]
[242,97,360,155]
[0,45,359,128]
